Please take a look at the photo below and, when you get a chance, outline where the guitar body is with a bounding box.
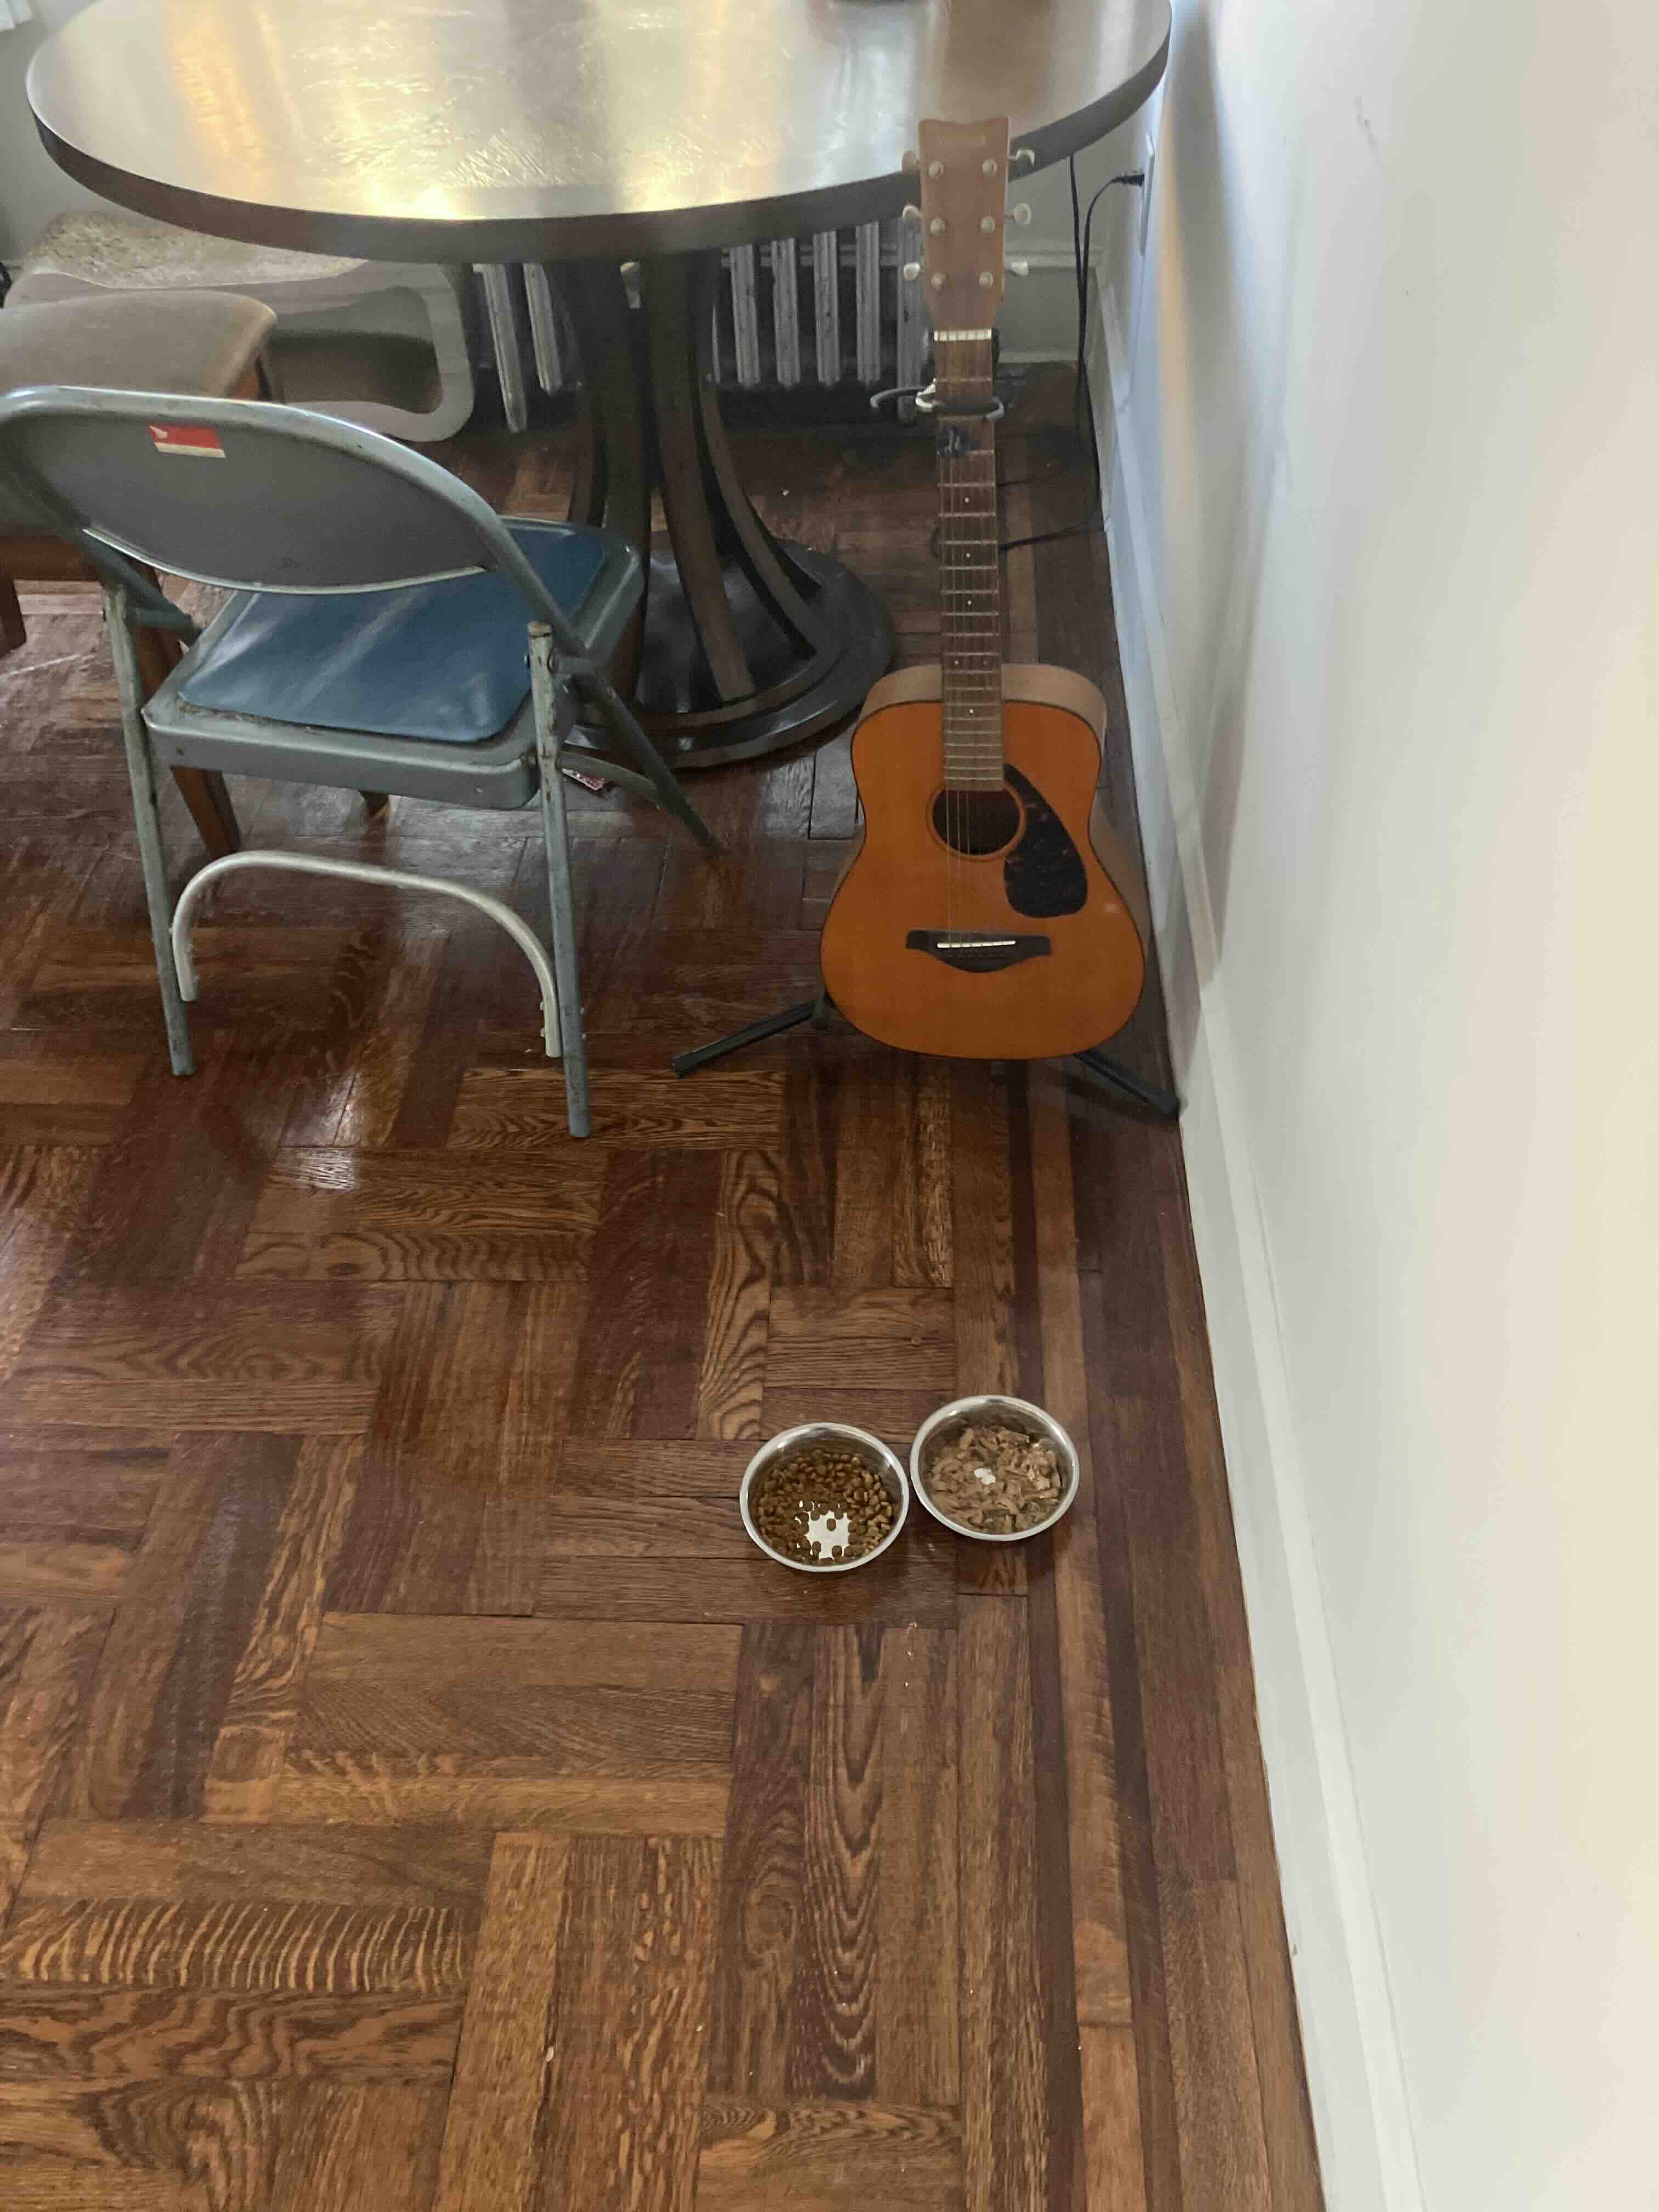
[821,666,1148,1060]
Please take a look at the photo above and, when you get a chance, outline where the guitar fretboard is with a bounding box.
[935,334,1003,791]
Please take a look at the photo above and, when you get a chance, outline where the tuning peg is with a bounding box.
[1005,257,1030,278]
[901,203,922,223]
[1012,145,1037,171]
[902,150,919,172]
[981,157,1000,178]
[1010,202,1032,225]
[927,159,945,178]
[902,261,922,281]
[931,273,945,291]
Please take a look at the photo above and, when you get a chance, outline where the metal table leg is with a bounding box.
[476,264,529,434]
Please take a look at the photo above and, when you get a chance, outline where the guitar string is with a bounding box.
[942,334,997,945]
[945,341,964,947]
[941,375,951,943]
[946,340,960,946]
[948,341,962,945]
[981,333,1000,944]
[943,340,958,945]
[957,358,974,938]
[940,335,1006,944]
[946,336,976,945]
[942,340,955,946]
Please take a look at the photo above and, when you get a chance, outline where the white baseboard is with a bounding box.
[1092,284,1423,2212]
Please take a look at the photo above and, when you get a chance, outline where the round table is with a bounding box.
[29,0,1171,767]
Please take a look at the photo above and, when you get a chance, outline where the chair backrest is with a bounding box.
[0,385,569,624]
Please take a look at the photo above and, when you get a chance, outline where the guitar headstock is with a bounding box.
[904,116,1015,331]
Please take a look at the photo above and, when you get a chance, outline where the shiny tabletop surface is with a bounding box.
[29,0,1170,263]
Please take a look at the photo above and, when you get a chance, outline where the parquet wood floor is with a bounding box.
[0,375,1323,2212]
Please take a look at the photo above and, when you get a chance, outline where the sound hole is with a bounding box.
[932,785,1020,856]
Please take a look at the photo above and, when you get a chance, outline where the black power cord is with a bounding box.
[1071,157,1146,498]
[994,157,1144,556]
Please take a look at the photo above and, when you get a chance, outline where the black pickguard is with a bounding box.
[1003,765,1088,917]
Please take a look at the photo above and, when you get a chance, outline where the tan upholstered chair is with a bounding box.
[0,290,274,854]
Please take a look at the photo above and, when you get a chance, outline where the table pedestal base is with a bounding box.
[635,545,891,766]
[558,254,892,769]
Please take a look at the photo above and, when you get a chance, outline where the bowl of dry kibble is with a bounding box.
[909,1395,1080,1542]
[740,1423,910,1573]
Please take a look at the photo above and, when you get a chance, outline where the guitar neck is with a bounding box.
[935,332,1003,791]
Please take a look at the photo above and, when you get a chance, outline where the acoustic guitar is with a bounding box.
[821,115,1149,1062]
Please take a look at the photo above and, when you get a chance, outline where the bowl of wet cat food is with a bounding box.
[910,1396,1080,1542]
[740,1423,910,1573]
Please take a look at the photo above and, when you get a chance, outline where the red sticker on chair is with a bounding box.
[149,423,225,459]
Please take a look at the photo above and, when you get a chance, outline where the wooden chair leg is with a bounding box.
[1,543,240,854]
[0,572,25,656]
[170,767,242,859]
[127,572,241,861]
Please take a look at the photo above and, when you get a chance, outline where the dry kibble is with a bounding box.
[751,1443,896,1565]
[919,1420,1064,1536]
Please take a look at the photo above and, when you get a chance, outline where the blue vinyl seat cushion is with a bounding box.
[174,520,608,744]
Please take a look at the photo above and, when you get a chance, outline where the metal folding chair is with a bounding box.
[0,385,717,1137]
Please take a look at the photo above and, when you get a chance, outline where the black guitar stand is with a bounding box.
[671,992,1180,1120]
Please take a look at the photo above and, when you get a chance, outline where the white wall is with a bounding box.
[998,139,1144,360]
[1095,2,1659,2208]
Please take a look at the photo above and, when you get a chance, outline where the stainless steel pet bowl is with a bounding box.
[740,1422,910,1573]
[909,1394,1080,1543]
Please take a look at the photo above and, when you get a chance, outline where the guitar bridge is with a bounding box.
[905,930,1052,973]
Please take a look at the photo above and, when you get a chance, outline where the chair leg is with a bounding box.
[0,572,25,656]
[528,625,591,1138]
[578,664,720,852]
[104,588,195,1077]
[170,768,242,860]
[126,575,242,859]
[360,791,391,817]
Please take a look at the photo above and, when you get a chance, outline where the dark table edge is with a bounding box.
[31,31,1169,266]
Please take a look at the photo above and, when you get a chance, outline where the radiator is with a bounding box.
[520,221,928,401]
[716,221,929,392]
